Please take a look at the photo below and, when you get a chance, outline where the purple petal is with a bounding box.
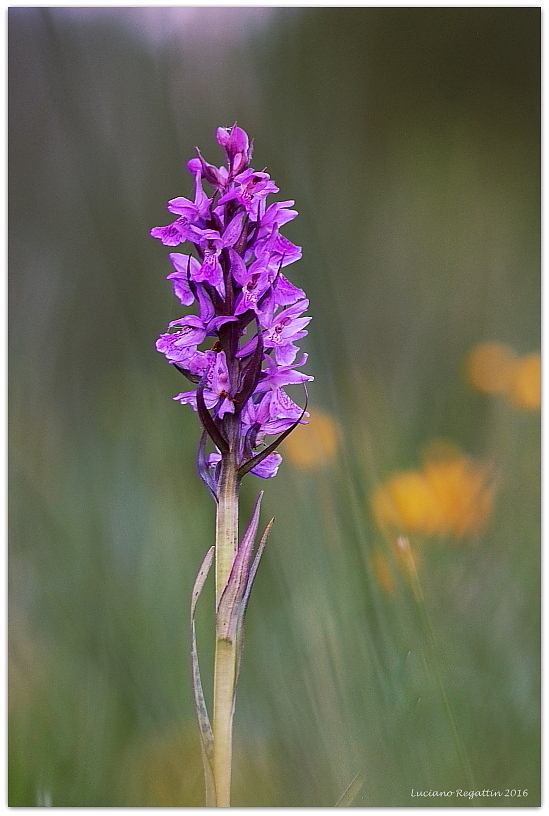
[150,221,186,247]
[167,253,200,306]
[268,388,303,420]
[196,254,223,286]
[273,343,299,366]
[217,397,235,418]
[261,201,298,230]
[167,196,197,216]
[173,389,198,407]
[273,273,306,305]
[229,248,248,286]
[222,212,245,247]
[208,315,238,332]
[196,286,215,324]
[206,451,222,468]
[250,452,282,478]
[234,271,271,315]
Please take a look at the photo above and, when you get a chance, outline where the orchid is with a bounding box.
[152,126,312,489]
[152,125,312,807]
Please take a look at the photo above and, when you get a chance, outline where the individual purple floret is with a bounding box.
[152,124,312,496]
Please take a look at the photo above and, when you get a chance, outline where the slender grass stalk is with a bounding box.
[397,537,476,789]
[335,772,364,806]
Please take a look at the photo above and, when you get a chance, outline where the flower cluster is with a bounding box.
[152,125,312,493]
[465,341,541,411]
[371,440,495,539]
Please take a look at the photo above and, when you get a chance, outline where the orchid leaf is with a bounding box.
[196,431,218,502]
[216,492,263,642]
[190,546,216,806]
[196,376,229,455]
[235,317,264,409]
[240,516,273,624]
[234,516,274,690]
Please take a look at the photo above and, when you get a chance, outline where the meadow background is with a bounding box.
[9,7,540,807]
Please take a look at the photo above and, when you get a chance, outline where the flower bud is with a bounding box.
[216,124,249,159]
[188,151,225,188]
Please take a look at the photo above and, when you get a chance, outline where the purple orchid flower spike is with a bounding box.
[151,124,312,807]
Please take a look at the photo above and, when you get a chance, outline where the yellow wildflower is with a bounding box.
[508,352,540,410]
[465,342,540,411]
[372,470,445,536]
[371,442,495,539]
[422,454,494,537]
[465,341,517,395]
[280,407,340,468]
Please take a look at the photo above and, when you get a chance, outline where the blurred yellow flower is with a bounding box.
[423,455,494,537]
[465,341,517,395]
[372,470,445,536]
[280,407,340,468]
[465,342,540,411]
[371,442,495,539]
[508,352,541,411]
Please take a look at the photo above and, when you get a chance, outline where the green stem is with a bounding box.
[213,453,239,807]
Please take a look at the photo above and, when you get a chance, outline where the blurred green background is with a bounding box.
[9,7,540,807]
